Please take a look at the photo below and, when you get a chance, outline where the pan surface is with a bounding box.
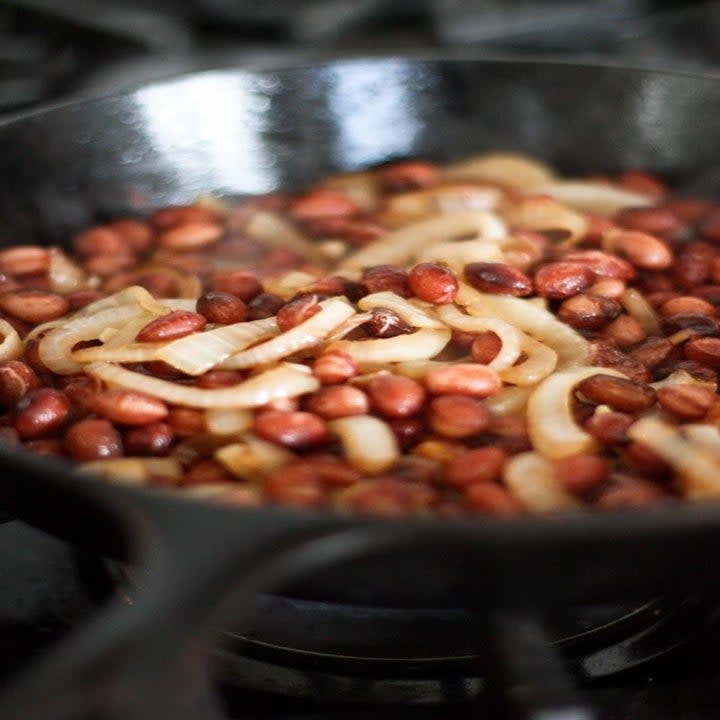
[1,57,720,610]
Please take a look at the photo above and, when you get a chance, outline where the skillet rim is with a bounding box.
[1,53,720,545]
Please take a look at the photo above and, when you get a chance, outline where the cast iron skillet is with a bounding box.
[1,56,720,719]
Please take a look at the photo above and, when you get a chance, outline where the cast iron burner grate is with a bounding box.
[108,562,714,706]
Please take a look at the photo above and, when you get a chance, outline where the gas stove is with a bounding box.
[2,2,720,719]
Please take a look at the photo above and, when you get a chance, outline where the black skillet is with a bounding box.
[1,56,720,719]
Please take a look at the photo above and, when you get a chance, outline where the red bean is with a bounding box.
[196,291,248,324]
[444,447,507,487]
[428,395,490,439]
[425,364,502,398]
[13,389,71,439]
[136,311,207,342]
[367,375,426,418]
[464,262,533,296]
[407,263,458,304]
[64,418,123,461]
[254,410,328,448]
[305,386,369,419]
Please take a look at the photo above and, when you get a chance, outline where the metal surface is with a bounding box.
[0,57,720,717]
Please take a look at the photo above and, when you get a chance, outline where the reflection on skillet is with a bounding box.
[1,152,719,517]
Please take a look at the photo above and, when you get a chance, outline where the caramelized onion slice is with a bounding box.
[527,366,626,459]
[329,328,451,366]
[358,292,446,329]
[442,153,555,188]
[500,335,558,387]
[629,417,720,500]
[219,298,354,370]
[48,248,90,293]
[530,181,653,215]
[504,452,579,511]
[86,361,320,409]
[329,415,399,474]
[340,211,506,272]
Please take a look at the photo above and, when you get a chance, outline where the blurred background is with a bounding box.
[0,0,718,118]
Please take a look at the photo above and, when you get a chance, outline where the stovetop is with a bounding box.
[3,1,720,717]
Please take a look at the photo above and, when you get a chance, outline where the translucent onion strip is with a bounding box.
[437,304,522,371]
[484,386,534,416]
[220,299,354,370]
[500,335,558,386]
[157,318,279,375]
[684,424,720,455]
[215,434,295,479]
[651,370,718,392]
[329,415,399,474]
[330,328,451,365]
[340,210,507,272]
[504,452,579,511]
[628,417,720,500]
[0,319,23,362]
[358,292,446,329]
[72,343,159,364]
[86,361,320,409]
[262,271,321,301]
[48,248,89,293]
[205,408,253,436]
[457,283,589,367]
[441,152,555,188]
[39,304,149,374]
[418,239,505,270]
[620,288,661,336]
[530,181,653,216]
[502,196,587,244]
[78,457,182,485]
[527,366,626,459]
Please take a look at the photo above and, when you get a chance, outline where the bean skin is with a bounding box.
[367,375,426,418]
[13,389,71,439]
[64,418,123,461]
[428,395,490,439]
[254,410,329,449]
[408,263,458,304]
[444,447,507,487]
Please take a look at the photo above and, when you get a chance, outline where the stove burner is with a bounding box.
[108,562,714,705]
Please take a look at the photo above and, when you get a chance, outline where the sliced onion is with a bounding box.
[628,416,720,500]
[504,452,579,511]
[500,335,558,386]
[321,171,379,212]
[340,210,507,272]
[651,369,718,392]
[329,415,399,474]
[157,317,279,375]
[393,360,447,379]
[78,457,182,485]
[205,408,253,436]
[684,424,720,455]
[245,210,328,268]
[86,361,320,409]
[484,386,534,416]
[215,434,295,479]
[137,263,202,299]
[99,312,158,349]
[503,196,587,244]
[530,181,653,215]
[48,248,88,293]
[77,285,170,318]
[417,239,505,269]
[442,153,555,188]
[437,304,522,371]
[72,342,159,364]
[262,271,322,301]
[0,319,23,362]
[330,328,451,366]
[527,366,626,459]
[358,292,446,329]
[39,304,149,374]
[620,288,661,336]
[325,312,373,342]
[220,299,354,370]
[457,283,589,367]
[382,184,502,224]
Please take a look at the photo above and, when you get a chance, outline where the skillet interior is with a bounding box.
[2,57,720,609]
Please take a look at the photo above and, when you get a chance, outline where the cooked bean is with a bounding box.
[136,311,207,342]
[660,296,715,317]
[589,278,626,299]
[628,337,673,369]
[294,454,363,487]
[486,415,532,454]
[661,313,720,336]
[264,464,326,508]
[428,395,490,439]
[72,227,127,257]
[584,411,634,447]
[166,408,206,437]
[625,441,671,476]
[673,245,712,289]
[181,459,235,487]
[534,262,593,299]
[464,262,533,296]
[425,364,502,398]
[464,483,525,515]
[289,189,360,220]
[0,247,49,275]
[615,207,682,235]
[337,477,437,517]
[254,410,328,448]
[558,294,621,330]
[0,290,69,324]
[66,290,105,311]
[601,315,647,348]
[617,171,667,198]
[64,418,123,461]
[611,230,673,270]
[444,447,507,487]
[367,375,426,418]
[408,263,458,304]
[365,307,413,338]
[594,477,667,509]
[471,332,502,364]
[376,159,439,190]
[312,350,359,385]
[13,388,71,439]
[657,384,715,419]
[388,417,425,449]
[552,454,609,495]
[207,270,262,301]
[305,386,369,419]
[195,370,245,389]
[124,422,174,456]
[150,205,219,230]
[276,294,322,332]
[196,291,248,324]
[84,253,136,277]
[89,390,168,425]
[684,337,720,367]
[563,250,636,281]
[247,292,285,320]
[576,374,656,412]
[158,221,223,250]
[0,361,40,407]
[362,265,410,297]
[110,218,153,252]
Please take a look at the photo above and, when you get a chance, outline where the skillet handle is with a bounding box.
[0,492,402,720]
